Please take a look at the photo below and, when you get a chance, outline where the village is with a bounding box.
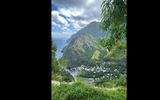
[67,63,120,83]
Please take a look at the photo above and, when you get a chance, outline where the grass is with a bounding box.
[94,75,127,88]
[77,77,88,82]
[52,82,126,100]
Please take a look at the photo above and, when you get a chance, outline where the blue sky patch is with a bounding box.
[52,4,58,11]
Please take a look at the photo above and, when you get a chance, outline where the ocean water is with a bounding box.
[53,38,68,59]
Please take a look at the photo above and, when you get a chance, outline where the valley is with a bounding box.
[52,21,126,100]
[52,0,127,99]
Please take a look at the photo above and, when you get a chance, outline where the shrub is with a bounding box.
[102,82,115,88]
[115,75,127,87]
[52,82,126,100]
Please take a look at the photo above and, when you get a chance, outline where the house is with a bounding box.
[88,78,94,82]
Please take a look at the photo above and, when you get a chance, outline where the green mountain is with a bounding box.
[67,21,108,43]
[62,21,108,68]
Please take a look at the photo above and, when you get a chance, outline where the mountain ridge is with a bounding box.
[67,21,108,43]
[62,21,108,67]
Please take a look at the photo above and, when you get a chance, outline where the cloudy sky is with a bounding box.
[52,0,103,39]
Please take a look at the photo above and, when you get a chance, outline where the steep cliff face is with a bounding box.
[67,21,108,43]
[62,21,108,67]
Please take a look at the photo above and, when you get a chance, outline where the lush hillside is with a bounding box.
[67,21,108,43]
[52,82,126,100]
[62,22,108,67]
[52,40,74,82]
[51,0,127,99]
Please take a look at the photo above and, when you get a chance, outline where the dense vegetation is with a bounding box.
[62,22,107,67]
[52,82,126,100]
[94,75,127,88]
[52,0,127,99]
[79,59,126,79]
[52,41,74,82]
[99,0,127,57]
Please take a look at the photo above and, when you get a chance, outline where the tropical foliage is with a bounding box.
[52,82,126,100]
[52,40,74,82]
[62,23,107,67]
[99,0,127,57]
[51,41,61,80]
[51,0,127,99]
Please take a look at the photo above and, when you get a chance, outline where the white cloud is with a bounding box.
[59,8,84,17]
[53,0,103,30]
[67,18,75,23]
[52,29,76,39]
[58,15,68,25]
[52,10,75,39]
[51,10,69,28]
[52,0,103,39]
[87,0,94,5]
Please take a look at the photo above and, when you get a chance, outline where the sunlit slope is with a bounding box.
[62,22,108,67]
